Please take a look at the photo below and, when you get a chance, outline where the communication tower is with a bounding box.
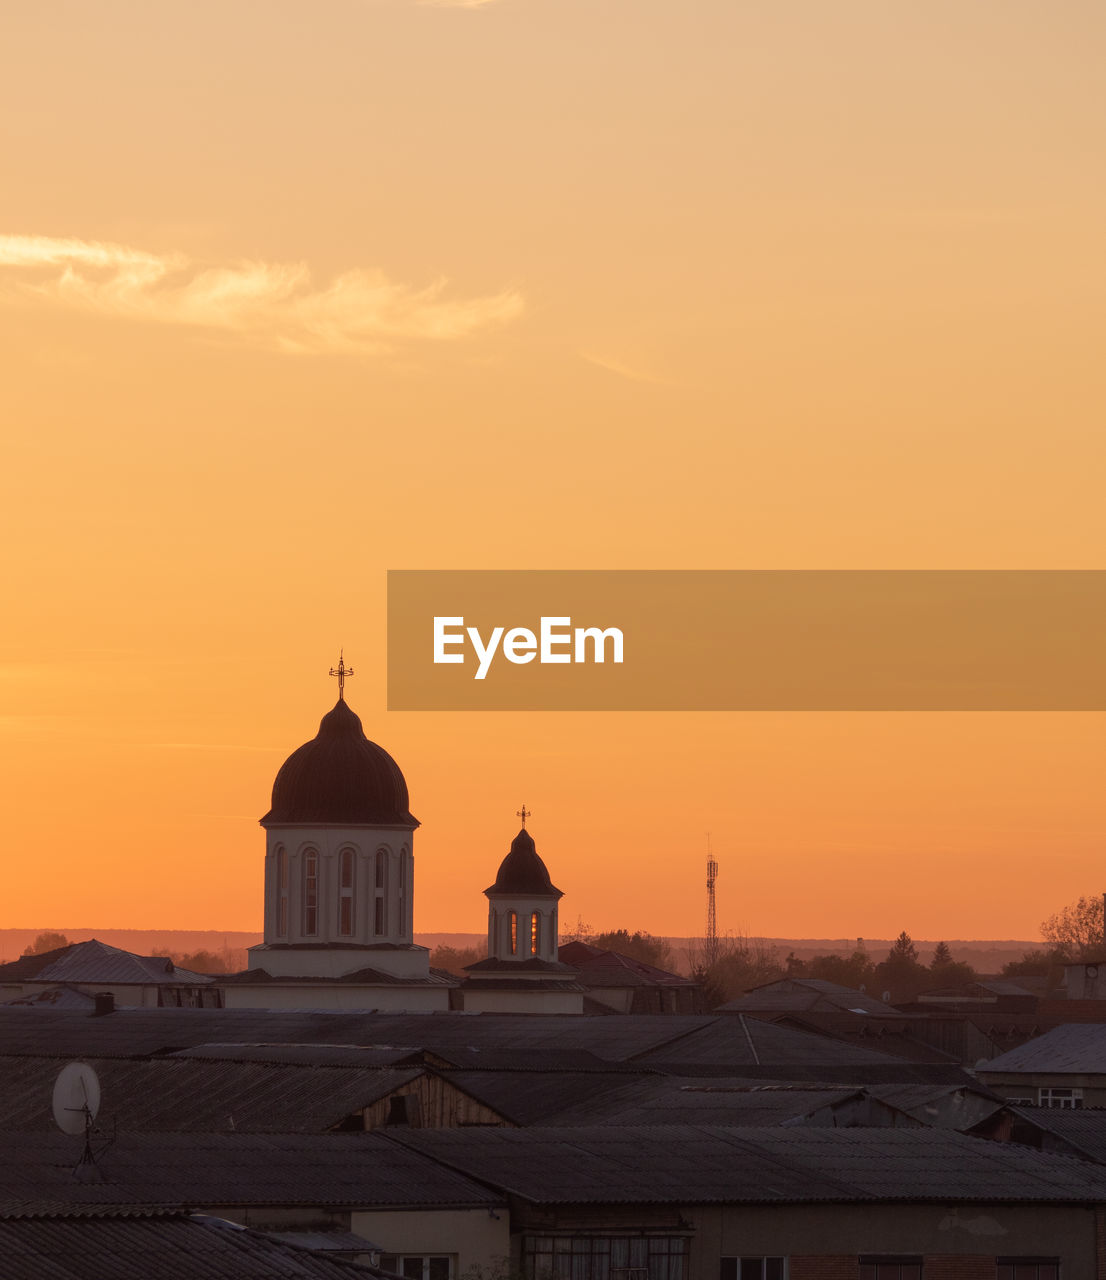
[706,837,719,967]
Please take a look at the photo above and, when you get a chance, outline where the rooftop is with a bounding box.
[387,1124,1106,1205]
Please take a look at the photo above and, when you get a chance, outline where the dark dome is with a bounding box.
[486,828,562,898]
[261,700,418,827]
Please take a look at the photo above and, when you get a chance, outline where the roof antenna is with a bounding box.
[52,1062,103,1179]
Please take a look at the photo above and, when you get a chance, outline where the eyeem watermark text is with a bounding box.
[433,616,625,680]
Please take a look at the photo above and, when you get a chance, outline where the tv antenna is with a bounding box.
[52,1061,102,1174]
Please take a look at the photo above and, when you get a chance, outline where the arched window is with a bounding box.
[374,849,388,937]
[530,912,540,956]
[338,848,355,937]
[276,847,288,936]
[303,850,318,936]
[509,910,518,956]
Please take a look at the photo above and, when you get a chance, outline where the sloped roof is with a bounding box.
[546,1079,870,1128]
[0,1008,717,1061]
[0,1056,428,1133]
[0,1211,383,1280]
[387,1124,1106,1204]
[1010,1104,1106,1163]
[867,1082,1006,1131]
[631,1013,908,1069]
[717,978,891,1015]
[2,985,98,1011]
[0,1133,505,1212]
[557,942,696,989]
[981,1023,1106,1073]
[0,1007,978,1082]
[0,941,213,987]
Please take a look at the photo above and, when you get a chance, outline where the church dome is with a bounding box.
[261,700,418,827]
[486,828,562,898]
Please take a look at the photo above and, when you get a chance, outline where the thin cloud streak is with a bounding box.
[580,351,679,388]
[0,233,523,354]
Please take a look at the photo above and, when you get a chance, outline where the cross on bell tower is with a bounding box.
[516,805,531,828]
[329,650,354,701]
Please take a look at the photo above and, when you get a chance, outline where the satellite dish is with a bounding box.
[52,1062,101,1136]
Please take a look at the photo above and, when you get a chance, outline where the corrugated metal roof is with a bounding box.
[0,1211,383,1279]
[0,1007,975,1080]
[632,1014,905,1069]
[554,1081,869,1127]
[981,1023,1106,1073]
[557,943,696,989]
[1011,1104,1106,1162]
[0,1056,426,1132]
[0,1008,715,1062]
[0,941,214,987]
[388,1124,1106,1205]
[0,1133,505,1211]
[717,979,891,1015]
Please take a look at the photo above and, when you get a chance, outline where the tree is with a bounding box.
[874,931,929,1002]
[430,944,483,974]
[926,941,977,990]
[176,950,226,974]
[1002,949,1067,977]
[806,949,877,991]
[685,934,784,1008]
[22,931,69,956]
[591,929,673,970]
[1041,895,1105,959]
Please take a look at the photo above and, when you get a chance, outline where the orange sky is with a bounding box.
[1,1,1103,941]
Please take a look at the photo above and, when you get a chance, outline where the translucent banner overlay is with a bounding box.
[387,570,1106,711]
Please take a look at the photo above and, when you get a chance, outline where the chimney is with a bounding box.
[93,992,115,1017]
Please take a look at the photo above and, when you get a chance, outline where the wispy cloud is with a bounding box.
[0,233,523,354]
[418,0,502,8]
[580,351,678,387]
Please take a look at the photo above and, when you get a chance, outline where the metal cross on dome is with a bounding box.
[517,805,531,827]
[329,651,354,701]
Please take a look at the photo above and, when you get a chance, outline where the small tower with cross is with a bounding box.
[479,809,564,966]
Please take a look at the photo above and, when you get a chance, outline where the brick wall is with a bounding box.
[924,1256,995,1280]
[791,1257,996,1280]
[790,1258,855,1280]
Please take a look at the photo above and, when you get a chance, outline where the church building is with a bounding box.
[222,660,583,1013]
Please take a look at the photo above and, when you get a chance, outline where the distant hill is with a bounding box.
[2,929,1041,974]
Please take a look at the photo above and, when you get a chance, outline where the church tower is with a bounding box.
[483,817,563,964]
[459,814,583,1013]
[247,657,429,981]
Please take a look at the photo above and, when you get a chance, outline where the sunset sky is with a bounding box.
[1,1,1103,942]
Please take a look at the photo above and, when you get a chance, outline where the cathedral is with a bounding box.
[222,663,584,1013]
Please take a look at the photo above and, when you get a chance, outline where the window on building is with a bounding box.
[276,847,288,936]
[858,1258,921,1280]
[524,1235,687,1280]
[302,850,318,936]
[996,1259,1059,1280]
[1038,1087,1082,1108]
[399,850,407,933]
[509,910,518,956]
[531,911,540,955]
[374,849,388,937]
[339,847,355,936]
[721,1261,785,1280]
[380,1257,452,1280]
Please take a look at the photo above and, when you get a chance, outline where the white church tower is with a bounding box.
[459,811,583,1013]
[240,656,441,995]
